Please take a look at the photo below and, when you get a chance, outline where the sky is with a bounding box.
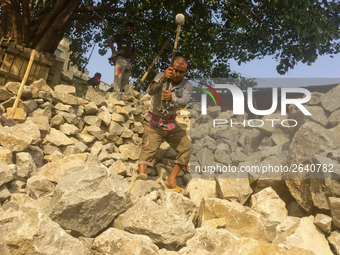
[86,47,340,88]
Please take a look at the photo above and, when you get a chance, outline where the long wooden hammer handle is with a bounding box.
[11,49,36,118]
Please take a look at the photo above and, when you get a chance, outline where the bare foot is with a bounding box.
[164,178,177,189]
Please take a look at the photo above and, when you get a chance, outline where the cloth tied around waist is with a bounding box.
[146,112,177,131]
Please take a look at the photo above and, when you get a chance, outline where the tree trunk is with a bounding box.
[31,0,83,53]
[1,0,83,53]
[11,0,23,45]
[22,0,31,43]
[1,0,13,38]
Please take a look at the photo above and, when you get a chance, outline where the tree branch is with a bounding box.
[31,0,58,22]
[134,16,175,33]
[77,6,128,13]
[68,14,116,22]
[32,0,83,52]
[30,0,80,47]
[227,0,267,27]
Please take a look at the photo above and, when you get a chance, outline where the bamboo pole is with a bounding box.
[135,37,171,91]
[9,49,36,118]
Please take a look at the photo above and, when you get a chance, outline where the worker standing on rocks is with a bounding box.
[107,22,137,93]
[135,56,193,193]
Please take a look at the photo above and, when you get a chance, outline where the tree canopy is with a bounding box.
[1,0,340,90]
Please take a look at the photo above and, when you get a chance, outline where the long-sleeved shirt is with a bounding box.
[147,73,193,118]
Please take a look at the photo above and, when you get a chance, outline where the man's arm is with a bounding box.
[148,73,164,95]
[171,82,193,108]
[108,35,124,55]
[107,37,116,53]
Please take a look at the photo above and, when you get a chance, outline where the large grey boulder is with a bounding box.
[87,125,104,140]
[250,187,287,241]
[285,178,313,212]
[60,123,80,136]
[129,180,162,204]
[198,198,269,242]
[27,175,55,199]
[114,192,195,246]
[215,177,253,205]
[0,86,12,101]
[91,228,159,255]
[19,99,38,113]
[85,86,106,107]
[271,123,291,146]
[185,179,217,207]
[256,114,287,136]
[0,161,13,186]
[98,106,111,126]
[0,120,40,151]
[52,91,78,105]
[284,122,340,211]
[15,152,37,178]
[114,105,129,120]
[214,146,232,165]
[84,115,101,127]
[329,197,340,229]
[111,112,126,123]
[321,84,340,113]
[30,78,47,97]
[27,115,51,135]
[196,147,215,167]
[32,106,53,121]
[3,207,91,255]
[37,153,89,183]
[328,231,340,255]
[286,122,340,168]
[54,102,75,113]
[0,184,11,202]
[307,91,323,106]
[109,121,124,136]
[119,143,141,160]
[54,85,76,95]
[48,165,127,237]
[288,105,330,134]
[84,101,98,114]
[162,190,197,222]
[50,114,65,127]
[0,146,12,164]
[273,216,333,255]
[328,109,340,127]
[209,124,232,140]
[43,128,75,146]
[191,123,211,139]
[314,213,332,234]
[178,226,315,255]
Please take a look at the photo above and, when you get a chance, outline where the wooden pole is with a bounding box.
[10,49,36,118]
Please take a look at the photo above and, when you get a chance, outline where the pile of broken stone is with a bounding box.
[0,79,339,255]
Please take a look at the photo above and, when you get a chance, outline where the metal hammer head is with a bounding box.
[175,13,185,25]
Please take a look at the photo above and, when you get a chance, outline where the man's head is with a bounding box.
[94,72,101,79]
[125,22,134,36]
[172,56,189,85]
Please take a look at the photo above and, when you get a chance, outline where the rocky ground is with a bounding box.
[0,79,340,255]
